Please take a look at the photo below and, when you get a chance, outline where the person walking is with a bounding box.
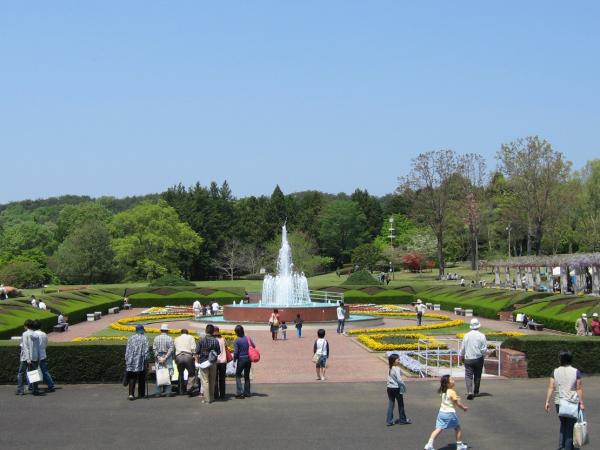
[213,326,227,400]
[386,354,411,426]
[233,324,255,398]
[125,325,150,400]
[415,299,427,326]
[153,324,175,397]
[193,300,201,320]
[544,350,585,450]
[32,320,55,393]
[294,314,303,338]
[591,312,600,336]
[16,320,41,396]
[460,318,488,400]
[314,329,329,381]
[174,329,196,395]
[575,313,589,336]
[336,302,346,334]
[423,375,469,450]
[269,309,280,340]
[196,324,221,404]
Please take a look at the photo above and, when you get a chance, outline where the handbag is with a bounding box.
[155,367,171,386]
[573,410,589,447]
[225,347,233,363]
[558,398,579,419]
[27,367,43,384]
[247,337,260,363]
[399,381,407,394]
[312,353,320,364]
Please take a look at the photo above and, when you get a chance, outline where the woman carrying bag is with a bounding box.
[544,350,585,450]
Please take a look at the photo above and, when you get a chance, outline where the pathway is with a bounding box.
[47,308,141,342]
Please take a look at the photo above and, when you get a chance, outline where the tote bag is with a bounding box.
[155,367,171,386]
[27,367,43,384]
[574,410,589,447]
[247,337,260,363]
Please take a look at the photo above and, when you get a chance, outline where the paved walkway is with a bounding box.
[1,379,598,450]
[47,308,141,342]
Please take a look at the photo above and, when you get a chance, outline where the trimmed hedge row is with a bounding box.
[0,341,129,384]
[126,291,242,307]
[343,289,415,304]
[0,302,58,340]
[514,296,600,334]
[502,335,600,378]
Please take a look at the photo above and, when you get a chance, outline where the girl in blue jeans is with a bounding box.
[386,354,411,426]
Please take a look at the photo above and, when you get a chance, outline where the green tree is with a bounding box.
[0,260,49,288]
[50,222,117,284]
[351,243,382,272]
[318,200,369,265]
[56,202,112,241]
[110,201,203,280]
[265,230,332,276]
[351,189,383,239]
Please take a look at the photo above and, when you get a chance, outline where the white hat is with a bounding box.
[593,313,598,318]
[416,299,422,304]
[582,313,587,318]
[160,324,169,331]
[470,318,481,330]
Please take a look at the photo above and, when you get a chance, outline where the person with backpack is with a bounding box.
[195,324,221,404]
[233,325,256,398]
[313,329,329,381]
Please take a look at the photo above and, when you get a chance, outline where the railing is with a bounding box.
[309,290,344,304]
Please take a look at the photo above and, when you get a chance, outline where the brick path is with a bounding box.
[47,308,141,342]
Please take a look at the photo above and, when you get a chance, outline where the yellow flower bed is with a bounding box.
[357,333,448,352]
[347,319,464,335]
[455,331,526,339]
[110,314,236,337]
[351,311,451,320]
[72,336,129,342]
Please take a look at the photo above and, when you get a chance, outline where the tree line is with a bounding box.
[0,135,598,287]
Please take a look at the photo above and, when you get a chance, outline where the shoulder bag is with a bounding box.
[247,337,260,363]
[573,409,589,447]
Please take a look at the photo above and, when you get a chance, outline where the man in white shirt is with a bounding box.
[30,296,38,308]
[415,299,427,326]
[33,320,55,392]
[16,320,41,395]
[211,302,219,316]
[336,302,346,334]
[38,301,47,310]
[460,318,488,400]
[192,300,201,319]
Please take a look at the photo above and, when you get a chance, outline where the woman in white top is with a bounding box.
[313,328,329,381]
[544,350,585,450]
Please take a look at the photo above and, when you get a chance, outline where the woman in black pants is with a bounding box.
[233,325,255,398]
[213,326,227,400]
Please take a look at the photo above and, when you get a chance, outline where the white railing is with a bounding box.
[309,290,344,304]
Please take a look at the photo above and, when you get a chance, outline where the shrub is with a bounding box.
[342,270,380,286]
[148,274,195,287]
[0,301,58,339]
[502,335,600,377]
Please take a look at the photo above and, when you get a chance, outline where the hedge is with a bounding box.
[502,335,600,378]
[342,270,380,286]
[343,290,414,304]
[0,341,130,384]
[0,301,58,340]
[127,290,242,307]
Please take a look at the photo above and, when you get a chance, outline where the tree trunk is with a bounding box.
[437,233,445,277]
[470,228,476,271]
[535,221,543,256]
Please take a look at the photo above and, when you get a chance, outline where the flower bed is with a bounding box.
[110,314,235,338]
[357,333,448,351]
[347,319,464,335]
[455,331,526,339]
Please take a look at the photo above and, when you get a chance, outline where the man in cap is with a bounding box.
[575,313,589,336]
[125,324,150,400]
[153,324,175,396]
[591,313,600,336]
[415,299,427,326]
[460,318,488,400]
[174,328,197,395]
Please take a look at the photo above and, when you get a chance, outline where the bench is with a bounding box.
[94,311,102,320]
[87,313,96,322]
[528,323,544,331]
[123,304,131,310]
[433,304,441,311]
[108,307,120,314]
[464,309,473,317]
[53,324,67,332]
[426,302,433,310]
[454,307,463,315]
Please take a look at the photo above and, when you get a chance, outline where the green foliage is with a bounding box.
[0,260,50,288]
[342,270,380,286]
[265,231,332,276]
[147,274,195,287]
[110,200,203,280]
[56,202,112,241]
[502,335,600,377]
[0,301,57,339]
[351,189,383,239]
[0,341,127,383]
[319,200,369,265]
[50,221,118,284]
[351,243,382,272]
[123,287,246,307]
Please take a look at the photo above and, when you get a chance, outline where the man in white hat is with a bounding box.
[575,313,589,336]
[153,324,175,396]
[415,299,427,326]
[591,312,600,336]
[460,318,488,400]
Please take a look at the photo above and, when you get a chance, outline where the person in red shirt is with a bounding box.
[591,313,600,336]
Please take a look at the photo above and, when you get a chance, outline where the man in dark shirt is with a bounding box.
[195,324,221,403]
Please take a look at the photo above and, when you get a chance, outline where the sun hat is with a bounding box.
[469,318,481,330]
[416,299,422,304]
[593,313,598,318]
[160,324,169,331]
[582,313,587,318]
[135,324,145,333]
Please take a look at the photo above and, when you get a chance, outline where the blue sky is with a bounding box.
[1,1,598,203]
